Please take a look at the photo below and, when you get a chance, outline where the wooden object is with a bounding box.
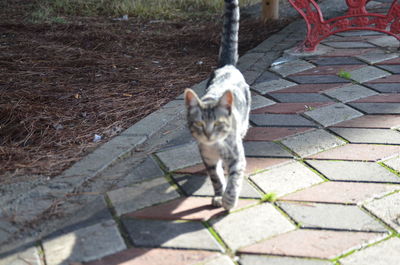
[262,0,280,21]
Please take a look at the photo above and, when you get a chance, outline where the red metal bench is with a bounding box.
[288,0,400,51]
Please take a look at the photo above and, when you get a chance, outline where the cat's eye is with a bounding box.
[214,121,224,126]
[194,121,204,127]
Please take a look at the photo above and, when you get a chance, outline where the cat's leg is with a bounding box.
[207,160,226,207]
[222,142,246,210]
[199,144,226,207]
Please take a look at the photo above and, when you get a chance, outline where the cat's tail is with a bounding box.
[218,0,239,68]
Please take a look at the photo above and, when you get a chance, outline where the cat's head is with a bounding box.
[184,89,233,144]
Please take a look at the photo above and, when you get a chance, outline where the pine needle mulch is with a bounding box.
[0,14,290,183]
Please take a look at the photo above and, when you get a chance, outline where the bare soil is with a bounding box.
[0,3,291,182]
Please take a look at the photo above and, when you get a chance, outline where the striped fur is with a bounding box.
[218,0,239,67]
[184,0,250,210]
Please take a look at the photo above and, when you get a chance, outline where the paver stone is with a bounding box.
[365,83,400,93]
[268,93,332,103]
[245,127,312,141]
[330,128,400,145]
[0,247,41,265]
[240,255,333,265]
[84,248,217,265]
[307,160,400,183]
[340,237,400,265]
[210,203,295,251]
[332,115,400,129]
[156,142,202,171]
[278,202,387,232]
[270,59,315,77]
[250,94,275,110]
[107,177,180,216]
[289,75,348,84]
[250,162,323,197]
[351,93,400,103]
[308,144,400,161]
[251,79,296,94]
[43,220,126,265]
[350,103,400,114]
[271,83,348,93]
[348,66,390,83]
[251,102,333,114]
[304,103,363,127]
[250,114,316,127]
[383,155,400,172]
[281,129,345,157]
[323,84,377,103]
[126,197,256,221]
[121,218,223,251]
[364,192,400,233]
[356,51,399,64]
[324,41,375,48]
[173,174,261,198]
[239,229,386,259]
[280,181,400,205]
[244,141,293,158]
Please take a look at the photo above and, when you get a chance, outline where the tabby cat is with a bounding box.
[184,0,251,210]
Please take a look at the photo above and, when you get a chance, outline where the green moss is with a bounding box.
[338,70,352,80]
[261,192,278,202]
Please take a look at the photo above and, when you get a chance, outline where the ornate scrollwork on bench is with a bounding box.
[289,0,400,51]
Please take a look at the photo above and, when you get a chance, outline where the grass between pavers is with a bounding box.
[331,234,394,263]
[337,70,352,80]
[37,243,46,265]
[325,128,350,144]
[360,189,400,233]
[299,159,331,182]
[273,140,301,158]
[202,221,232,255]
[150,154,187,197]
[261,192,278,202]
[378,161,400,177]
[271,202,299,227]
[104,194,134,248]
[29,0,259,22]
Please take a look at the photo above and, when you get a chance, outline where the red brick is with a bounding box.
[175,158,289,176]
[351,94,400,103]
[126,197,257,221]
[322,48,376,57]
[308,144,400,161]
[244,127,312,141]
[175,164,206,175]
[246,157,289,175]
[376,57,400,65]
[327,35,380,42]
[271,83,349,93]
[292,65,363,76]
[332,115,400,129]
[280,181,399,204]
[367,74,400,83]
[85,248,217,265]
[251,102,333,114]
[239,229,385,259]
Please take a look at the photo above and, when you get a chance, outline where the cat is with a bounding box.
[184,0,251,210]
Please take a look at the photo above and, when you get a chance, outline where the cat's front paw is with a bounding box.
[222,194,238,211]
[212,196,223,207]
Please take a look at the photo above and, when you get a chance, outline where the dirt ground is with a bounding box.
[0,2,291,182]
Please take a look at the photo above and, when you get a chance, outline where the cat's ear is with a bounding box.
[184,89,200,108]
[219,90,233,113]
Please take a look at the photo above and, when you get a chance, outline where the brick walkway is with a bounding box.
[2,5,400,265]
